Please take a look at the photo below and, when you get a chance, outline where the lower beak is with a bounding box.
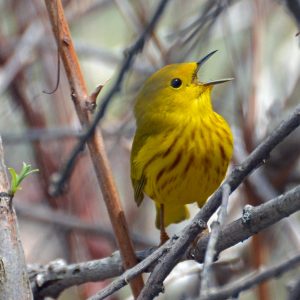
[203,78,234,86]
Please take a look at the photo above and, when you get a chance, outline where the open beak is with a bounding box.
[196,50,234,86]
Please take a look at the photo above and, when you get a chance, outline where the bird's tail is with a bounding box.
[155,203,190,229]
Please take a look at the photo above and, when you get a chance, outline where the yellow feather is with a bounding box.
[131,61,233,229]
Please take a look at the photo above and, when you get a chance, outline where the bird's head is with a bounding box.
[134,51,233,123]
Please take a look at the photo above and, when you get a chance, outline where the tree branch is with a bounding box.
[199,184,230,298]
[201,254,300,300]
[191,185,300,262]
[38,184,300,300]
[43,0,146,297]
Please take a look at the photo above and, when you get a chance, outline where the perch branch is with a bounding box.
[31,184,300,299]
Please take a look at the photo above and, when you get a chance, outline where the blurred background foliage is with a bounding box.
[0,0,299,299]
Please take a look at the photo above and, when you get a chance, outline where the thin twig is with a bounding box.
[199,184,230,298]
[49,0,171,196]
[32,184,300,299]
[15,201,155,247]
[86,240,172,300]
[201,254,300,300]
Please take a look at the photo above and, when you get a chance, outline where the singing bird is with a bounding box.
[130,51,233,243]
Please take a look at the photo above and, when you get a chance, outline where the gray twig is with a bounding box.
[199,184,230,298]
[15,201,155,247]
[30,249,152,299]
[201,254,300,300]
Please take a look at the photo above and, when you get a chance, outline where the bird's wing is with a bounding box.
[130,130,148,206]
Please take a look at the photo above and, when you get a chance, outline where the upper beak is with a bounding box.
[196,50,218,70]
[196,50,234,86]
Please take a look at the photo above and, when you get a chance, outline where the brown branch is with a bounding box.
[43,0,144,297]
[0,137,32,299]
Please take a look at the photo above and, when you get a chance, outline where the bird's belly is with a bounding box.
[146,150,228,206]
[143,121,233,207]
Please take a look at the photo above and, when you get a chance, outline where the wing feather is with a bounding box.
[130,130,148,206]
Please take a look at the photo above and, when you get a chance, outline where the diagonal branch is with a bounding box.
[43,0,146,297]
[31,184,300,299]
[201,254,300,300]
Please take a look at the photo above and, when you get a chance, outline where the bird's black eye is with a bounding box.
[170,78,182,88]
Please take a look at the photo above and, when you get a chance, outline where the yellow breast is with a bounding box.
[138,112,233,208]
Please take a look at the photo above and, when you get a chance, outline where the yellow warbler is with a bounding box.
[130,51,233,243]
